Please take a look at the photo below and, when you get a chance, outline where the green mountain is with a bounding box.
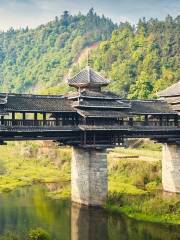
[88,15,180,99]
[0,11,179,99]
[0,9,116,93]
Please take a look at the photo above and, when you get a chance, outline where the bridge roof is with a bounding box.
[68,66,109,88]
[158,82,180,97]
[77,109,131,118]
[127,100,175,115]
[73,99,131,109]
[0,93,75,113]
[76,100,175,118]
[67,90,122,100]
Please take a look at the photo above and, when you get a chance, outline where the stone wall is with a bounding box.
[71,147,108,206]
[162,143,180,193]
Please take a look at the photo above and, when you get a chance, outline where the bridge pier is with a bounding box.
[71,147,108,206]
[162,143,180,193]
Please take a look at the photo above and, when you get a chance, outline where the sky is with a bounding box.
[0,0,179,31]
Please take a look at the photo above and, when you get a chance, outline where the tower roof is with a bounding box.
[68,66,109,89]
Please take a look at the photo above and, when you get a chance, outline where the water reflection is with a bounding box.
[71,203,180,240]
[0,186,180,240]
[71,203,108,240]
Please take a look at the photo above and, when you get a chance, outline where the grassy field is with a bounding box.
[0,141,180,225]
[107,146,180,225]
[0,142,71,193]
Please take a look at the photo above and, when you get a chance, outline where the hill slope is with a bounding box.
[0,9,116,93]
[0,12,179,99]
[88,16,180,98]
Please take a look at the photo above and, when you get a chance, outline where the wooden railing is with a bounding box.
[2,120,75,127]
[0,119,179,128]
[122,120,180,127]
[83,120,180,127]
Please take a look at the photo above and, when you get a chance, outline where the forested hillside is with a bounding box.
[88,16,180,98]
[0,9,116,93]
[0,11,179,99]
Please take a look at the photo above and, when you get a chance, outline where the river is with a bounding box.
[0,186,179,240]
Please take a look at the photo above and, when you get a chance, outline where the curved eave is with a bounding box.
[68,82,109,88]
[3,109,76,113]
[76,110,132,118]
[68,95,122,100]
[74,104,131,110]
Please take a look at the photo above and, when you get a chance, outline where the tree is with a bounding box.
[129,72,153,99]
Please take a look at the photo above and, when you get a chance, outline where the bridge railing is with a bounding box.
[2,119,74,127]
[84,120,180,127]
[122,120,179,127]
[1,119,179,128]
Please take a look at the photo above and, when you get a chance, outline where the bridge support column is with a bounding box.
[71,147,108,206]
[162,143,180,193]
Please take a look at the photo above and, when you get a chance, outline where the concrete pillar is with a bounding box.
[71,203,108,240]
[71,147,108,206]
[162,143,180,193]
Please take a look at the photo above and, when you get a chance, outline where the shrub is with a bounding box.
[28,228,50,240]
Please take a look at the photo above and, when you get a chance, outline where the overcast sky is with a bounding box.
[0,0,179,30]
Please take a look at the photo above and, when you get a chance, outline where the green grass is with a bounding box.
[0,143,71,193]
[47,185,71,200]
[107,147,180,225]
[0,142,180,225]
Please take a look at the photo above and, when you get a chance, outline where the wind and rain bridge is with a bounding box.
[0,67,179,206]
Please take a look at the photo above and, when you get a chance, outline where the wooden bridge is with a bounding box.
[0,67,180,206]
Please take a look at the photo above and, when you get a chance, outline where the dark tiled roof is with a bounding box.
[171,105,180,112]
[77,109,131,118]
[68,67,109,88]
[158,82,180,97]
[0,93,75,112]
[73,99,131,109]
[128,100,176,115]
[67,90,122,100]
[76,100,175,116]
[163,96,180,105]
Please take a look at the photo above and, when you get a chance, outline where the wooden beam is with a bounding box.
[22,113,26,119]
[93,132,96,146]
[84,131,87,146]
[12,112,15,126]
[43,113,46,126]
[1,116,4,125]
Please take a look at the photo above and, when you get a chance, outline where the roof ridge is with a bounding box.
[68,67,87,82]
[68,66,109,88]
[89,67,110,84]
[87,66,91,84]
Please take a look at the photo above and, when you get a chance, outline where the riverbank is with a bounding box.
[0,142,71,193]
[106,146,180,225]
[0,142,180,225]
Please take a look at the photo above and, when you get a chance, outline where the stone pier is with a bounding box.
[71,147,108,206]
[162,143,180,193]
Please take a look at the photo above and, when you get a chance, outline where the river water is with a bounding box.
[0,186,179,240]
